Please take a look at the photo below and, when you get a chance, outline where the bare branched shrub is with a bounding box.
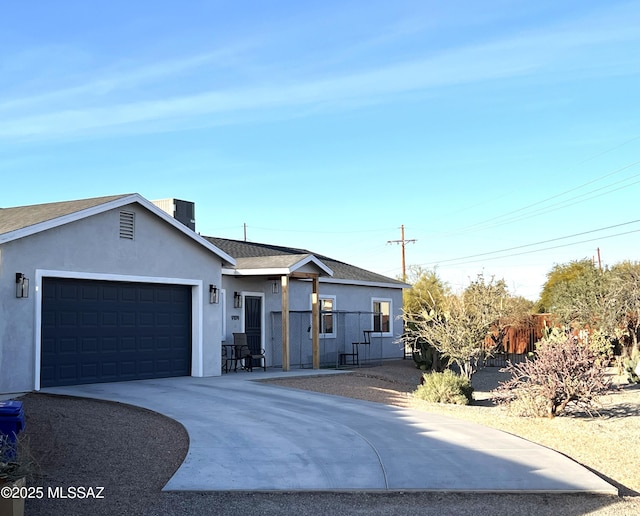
[495,330,612,417]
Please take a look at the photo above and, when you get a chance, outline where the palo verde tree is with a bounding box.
[402,266,450,371]
[403,265,450,314]
[404,274,519,380]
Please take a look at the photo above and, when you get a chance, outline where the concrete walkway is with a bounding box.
[43,370,617,494]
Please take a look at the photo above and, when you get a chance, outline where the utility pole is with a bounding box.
[387,225,416,282]
[597,247,602,271]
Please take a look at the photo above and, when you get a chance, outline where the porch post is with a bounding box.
[281,275,290,372]
[311,275,320,369]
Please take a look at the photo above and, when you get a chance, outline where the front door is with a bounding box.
[244,295,263,359]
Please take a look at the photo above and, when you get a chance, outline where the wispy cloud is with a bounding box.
[1,3,638,144]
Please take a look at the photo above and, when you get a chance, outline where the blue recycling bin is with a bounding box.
[0,400,25,461]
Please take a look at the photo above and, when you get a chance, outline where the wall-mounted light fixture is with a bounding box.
[234,291,242,309]
[271,280,279,294]
[16,273,29,298]
[209,284,219,304]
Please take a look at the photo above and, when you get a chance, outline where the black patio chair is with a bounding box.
[233,333,266,372]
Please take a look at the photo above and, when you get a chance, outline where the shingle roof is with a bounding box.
[235,254,314,270]
[0,194,235,265]
[205,236,406,287]
[0,194,132,235]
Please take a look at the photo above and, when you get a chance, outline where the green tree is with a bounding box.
[403,266,449,314]
[537,258,640,356]
[609,261,640,353]
[404,274,516,379]
[536,259,616,334]
[402,266,450,371]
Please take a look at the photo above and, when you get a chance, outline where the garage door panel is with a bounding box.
[58,364,78,381]
[81,338,98,353]
[120,312,136,326]
[156,313,171,326]
[60,284,78,300]
[102,312,118,326]
[41,278,192,387]
[156,289,173,303]
[139,288,155,303]
[81,363,98,378]
[139,336,154,351]
[59,338,78,354]
[119,360,136,375]
[81,285,99,301]
[139,312,154,326]
[101,337,118,353]
[60,312,78,327]
[121,286,137,302]
[81,312,99,327]
[103,286,118,301]
[121,337,136,352]
[138,360,154,374]
[101,362,117,377]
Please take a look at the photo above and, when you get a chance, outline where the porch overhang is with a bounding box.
[222,253,333,278]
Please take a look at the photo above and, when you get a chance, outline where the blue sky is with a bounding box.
[1,1,639,300]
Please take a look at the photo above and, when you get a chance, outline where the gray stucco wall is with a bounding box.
[222,275,404,368]
[0,203,225,393]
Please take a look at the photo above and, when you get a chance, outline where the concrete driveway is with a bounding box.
[43,370,617,494]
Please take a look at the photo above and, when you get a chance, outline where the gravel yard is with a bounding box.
[14,359,640,515]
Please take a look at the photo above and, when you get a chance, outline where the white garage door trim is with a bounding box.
[34,269,204,391]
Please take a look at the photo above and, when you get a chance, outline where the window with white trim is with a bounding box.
[314,295,336,338]
[372,298,392,336]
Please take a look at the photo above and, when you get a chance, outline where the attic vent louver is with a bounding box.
[119,211,135,239]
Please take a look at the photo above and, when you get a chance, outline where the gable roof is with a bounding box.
[205,236,407,288]
[0,194,131,235]
[231,253,334,276]
[0,194,235,265]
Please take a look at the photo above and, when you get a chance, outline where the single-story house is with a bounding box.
[206,237,407,370]
[0,194,407,394]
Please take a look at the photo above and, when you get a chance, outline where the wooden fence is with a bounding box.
[483,314,553,367]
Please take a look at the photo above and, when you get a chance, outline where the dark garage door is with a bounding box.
[41,277,192,387]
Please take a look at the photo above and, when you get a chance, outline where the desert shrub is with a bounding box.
[586,330,614,359]
[414,370,473,405]
[623,347,640,384]
[412,341,433,371]
[495,330,611,417]
[0,433,34,483]
[499,390,550,417]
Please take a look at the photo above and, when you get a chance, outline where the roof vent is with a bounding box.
[119,211,135,239]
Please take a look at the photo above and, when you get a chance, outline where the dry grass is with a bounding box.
[265,359,640,498]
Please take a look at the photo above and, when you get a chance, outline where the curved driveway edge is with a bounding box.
[43,371,617,494]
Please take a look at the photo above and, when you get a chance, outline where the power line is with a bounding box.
[445,228,640,267]
[441,160,640,237]
[430,218,640,265]
[422,227,640,268]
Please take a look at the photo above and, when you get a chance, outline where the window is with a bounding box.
[372,298,392,336]
[314,295,336,338]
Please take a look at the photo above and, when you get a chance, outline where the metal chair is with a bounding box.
[222,344,235,373]
[233,332,266,372]
[340,330,373,367]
